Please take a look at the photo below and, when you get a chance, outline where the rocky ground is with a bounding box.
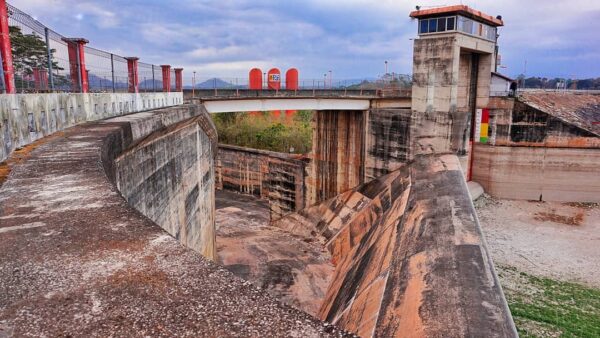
[475,195,600,288]
[215,190,333,316]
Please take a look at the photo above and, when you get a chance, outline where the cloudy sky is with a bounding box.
[14,0,600,84]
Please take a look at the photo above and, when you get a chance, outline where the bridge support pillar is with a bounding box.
[125,57,139,93]
[0,0,15,93]
[174,68,183,92]
[63,38,89,93]
[161,65,171,92]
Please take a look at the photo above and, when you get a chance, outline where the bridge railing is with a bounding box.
[2,2,181,94]
[186,75,412,94]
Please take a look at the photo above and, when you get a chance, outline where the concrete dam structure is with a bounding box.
[1,4,599,338]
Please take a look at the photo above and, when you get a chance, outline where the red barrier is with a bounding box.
[161,65,171,92]
[126,57,139,93]
[0,0,14,93]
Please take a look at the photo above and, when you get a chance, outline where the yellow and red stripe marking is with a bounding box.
[480,108,489,143]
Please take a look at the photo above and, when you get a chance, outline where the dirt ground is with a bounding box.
[475,195,600,288]
[215,190,333,316]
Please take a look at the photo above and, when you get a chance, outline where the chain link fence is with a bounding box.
[5,2,167,93]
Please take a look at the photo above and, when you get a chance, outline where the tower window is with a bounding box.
[428,18,437,32]
[447,17,455,30]
[420,19,429,33]
[437,18,446,32]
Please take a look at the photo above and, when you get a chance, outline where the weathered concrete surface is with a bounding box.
[0,108,351,337]
[472,144,600,202]
[467,181,484,200]
[217,144,306,220]
[307,110,365,205]
[274,154,517,337]
[487,96,600,148]
[203,97,370,113]
[114,106,218,259]
[215,190,333,315]
[0,92,183,162]
[473,95,600,202]
[307,107,455,206]
[518,92,600,136]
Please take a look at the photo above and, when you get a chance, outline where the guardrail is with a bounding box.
[2,1,181,94]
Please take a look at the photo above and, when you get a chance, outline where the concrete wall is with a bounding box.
[307,110,366,205]
[0,92,183,162]
[113,105,218,259]
[487,97,600,148]
[472,144,600,202]
[216,144,306,220]
[274,154,517,337]
[307,107,454,206]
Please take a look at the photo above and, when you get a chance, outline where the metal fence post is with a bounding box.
[75,47,83,92]
[44,28,54,91]
[0,52,5,93]
[110,53,115,93]
[152,65,155,92]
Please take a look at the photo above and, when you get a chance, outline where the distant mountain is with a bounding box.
[184,78,244,89]
[87,73,128,91]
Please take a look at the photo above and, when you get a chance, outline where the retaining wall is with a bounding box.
[0,92,183,162]
[472,144,600,202]
[216,144,306,220]
[112,105,218,259]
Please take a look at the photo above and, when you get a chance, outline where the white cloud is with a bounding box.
[10,0,600,79]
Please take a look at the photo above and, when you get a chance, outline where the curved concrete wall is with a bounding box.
[112,105,218,259]
[0,92,183,162]
[0,103,343,336]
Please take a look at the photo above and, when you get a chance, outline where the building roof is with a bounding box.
[519,92,600,136]
[409,5,504,27]
[492,72,515,82]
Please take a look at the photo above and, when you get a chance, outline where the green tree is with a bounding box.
[9,26,64,90]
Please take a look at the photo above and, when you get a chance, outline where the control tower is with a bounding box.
[409,5,503,177]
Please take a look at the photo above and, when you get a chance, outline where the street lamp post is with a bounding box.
[328,70,332,89]
[324,73,327,89]
[192,71,196,98]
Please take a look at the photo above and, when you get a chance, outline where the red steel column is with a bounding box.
[33,67,42,91]
[63,38,89,93]
[161,65,171,92]
[125,57,139,93]
[0,0,15,93]
[174,68,183,92]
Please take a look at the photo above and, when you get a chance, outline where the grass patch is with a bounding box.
[497,265,600,337]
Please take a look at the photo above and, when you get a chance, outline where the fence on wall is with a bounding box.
[3,2,173,94]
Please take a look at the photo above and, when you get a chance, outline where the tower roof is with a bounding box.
[410,5,504,27]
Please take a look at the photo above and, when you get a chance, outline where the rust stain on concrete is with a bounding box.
[0,132,65,186]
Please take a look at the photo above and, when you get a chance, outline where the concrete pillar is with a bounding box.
[174,68,183,92]
[62,38,89,93]
[161,65,171,92]
[0,0,15,93]
[125,57,139,93]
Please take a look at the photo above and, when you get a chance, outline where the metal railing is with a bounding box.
[5,2,165,93]
[186,74,413,91]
